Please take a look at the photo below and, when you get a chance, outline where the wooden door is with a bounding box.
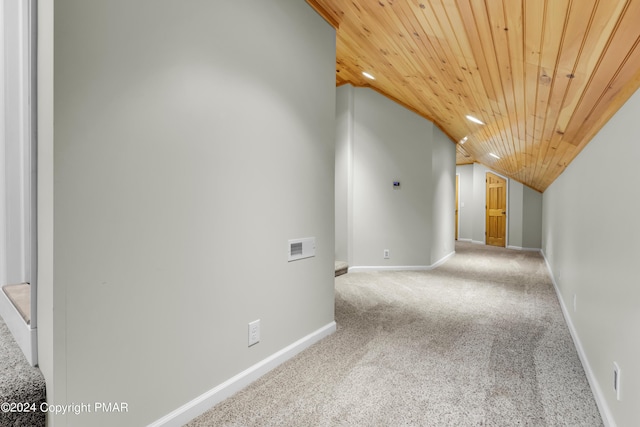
[486,172,506,247]
[455,175,459,240]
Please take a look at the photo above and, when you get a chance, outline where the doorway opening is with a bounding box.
[0,0,38,366]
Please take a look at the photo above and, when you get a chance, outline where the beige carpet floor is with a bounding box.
[0,314,46,426]
[187,242,602,426]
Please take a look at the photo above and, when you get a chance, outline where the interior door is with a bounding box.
[486,172,506,247]
[455,175,459,240]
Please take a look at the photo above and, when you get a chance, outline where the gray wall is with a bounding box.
[471,163,489,243]
[431,128,456,264]
[334,85,352,262]
[508,181,524,249]
[352,87,432,267]
[510,182,543,250]
[522,186,542,249]
[456,164,474,239]
[38,1,336,426]
[542,87,640,427]
[336,85,455,269]
[456,163,542,249]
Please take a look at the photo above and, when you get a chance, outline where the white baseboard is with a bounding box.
[471,240,485,245]
[506,245,541,252]
[348,250,455,273]
[540,251,615,427]
[457,238,472,243]
[148,321,337,427]
[348,266,431,272]
[431,250,455,268]
[0,290,37,366]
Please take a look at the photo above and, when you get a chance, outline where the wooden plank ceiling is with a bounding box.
[307,0,640,192]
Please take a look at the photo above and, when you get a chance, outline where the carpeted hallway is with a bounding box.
[188,242,602,426]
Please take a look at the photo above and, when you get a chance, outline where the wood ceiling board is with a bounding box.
[527,0,567,187]
[455,0,507,166]
[341,3,453,123]
[395,3,479,129]
[552,48,640,187]
[549,1,628,147]
[442,1,508,150]
[534,0,638,188]
[486,0,525,174]
[414,12,494,145]
[533,1,609,186]
[566,1,640,142]
[504,0,527,156]
[456,0,500,110]
[378,5,459,120]
[523,0,546,185]
[533,0,640,189]
[307,0,640,192]
[466,0,517,167]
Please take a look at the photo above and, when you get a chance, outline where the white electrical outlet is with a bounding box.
[248,319,260,347]
[383,249,390,259]
[613,362,621,400]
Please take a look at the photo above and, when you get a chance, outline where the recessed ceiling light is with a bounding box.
[466,115,484,125]
[362,71,375,80]
[489,153,500,159]
[460,136,468,144]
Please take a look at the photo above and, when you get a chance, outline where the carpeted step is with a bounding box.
[2,284,31,324]
[334,261,348,277]
[0,315,46,426]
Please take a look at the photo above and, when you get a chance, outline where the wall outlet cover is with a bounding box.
[613,362,621,400]
[248,319,260,347]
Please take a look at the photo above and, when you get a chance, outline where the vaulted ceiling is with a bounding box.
[307,0,640,192]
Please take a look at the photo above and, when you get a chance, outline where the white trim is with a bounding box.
[27,0,38,331]
[471,240,485,245]
[348,250,455,272]
[0,0,6,291]
[457,238,472,243]
[431,250,455,269]
[0,289,37,365]
[541,250,615,427]
[148,321,337,427]
[506,245,541,252]
[349,266,433,272]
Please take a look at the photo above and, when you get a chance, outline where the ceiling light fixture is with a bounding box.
[466,115,484,125]
[460,136,468,144]
[489,153,500,159]
[362,71,375,80]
